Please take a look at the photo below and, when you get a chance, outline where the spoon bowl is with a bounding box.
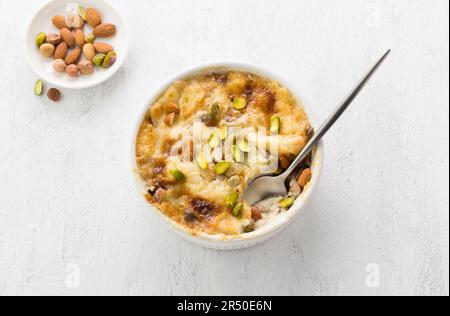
[243,174,288,205]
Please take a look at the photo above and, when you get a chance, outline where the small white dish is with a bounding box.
[25,0,128,90]
[131,62,325,250]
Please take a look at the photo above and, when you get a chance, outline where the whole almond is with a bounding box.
[82,43,96,61]
[86,8,102,28]
[60,28,75,48]
[46,33,62,45]
[74,29,85,48]
[65,47,81,65]
[52,15,68,29]
[93,23,116,37]
[54,42,68,60]
[93,42,113,54]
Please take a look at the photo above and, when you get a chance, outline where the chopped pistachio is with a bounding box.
[169,169,186,182]
[232,97,247,110]
[270,115,281,134]
[208,131,221,148]
[202,103,220,126]
[214,161,231,175]
[197,153,209,170]
[280,197,294,209]
[34,80,43,96]
[226,192,239,209]
[243,220,256,233]
[237,138,249,152]
[232,203,244,218]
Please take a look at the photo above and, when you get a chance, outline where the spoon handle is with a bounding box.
[284,49,391,177]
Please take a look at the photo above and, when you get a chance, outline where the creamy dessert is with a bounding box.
[136,70,314,236]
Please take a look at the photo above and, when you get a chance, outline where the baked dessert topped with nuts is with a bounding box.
[136,70,314,236]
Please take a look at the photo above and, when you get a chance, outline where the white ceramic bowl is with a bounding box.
[25,0,128,90]
[132,62,324,250]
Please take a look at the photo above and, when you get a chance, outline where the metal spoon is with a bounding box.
[243,50,391,205]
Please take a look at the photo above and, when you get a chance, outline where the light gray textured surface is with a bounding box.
[0,0,448,296]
